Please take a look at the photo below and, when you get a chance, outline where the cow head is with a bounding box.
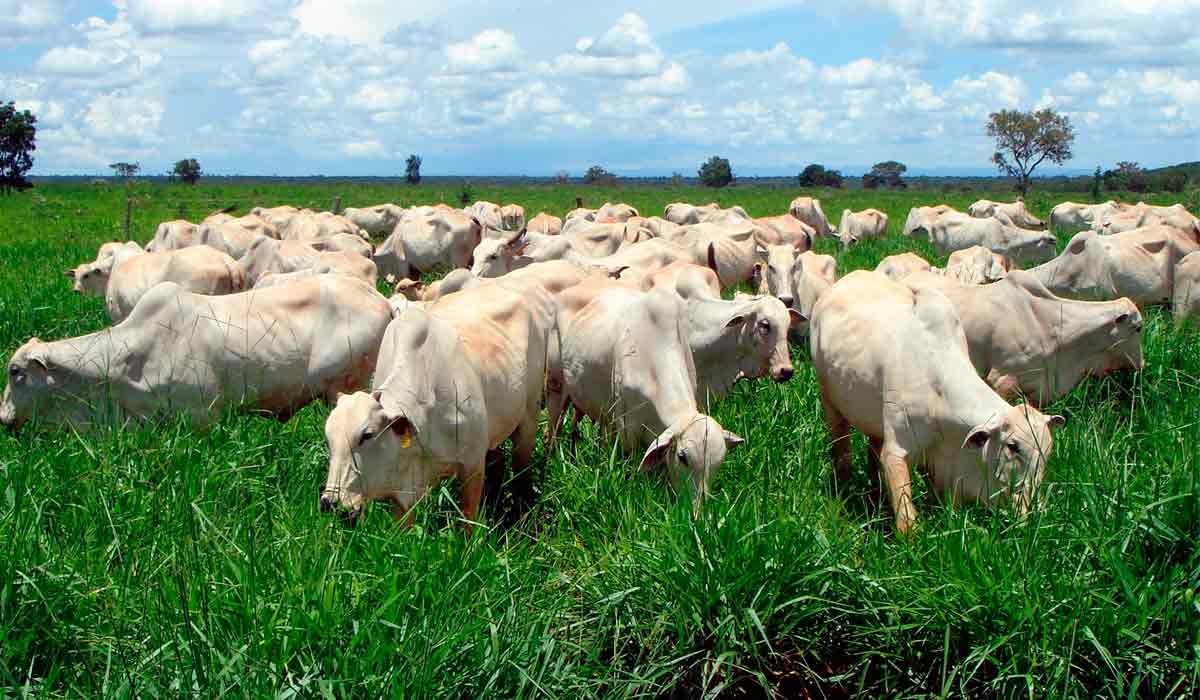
[753,244,803,307]
[2,337,62,432]
[961,405,1065,515]
[470,228,527,278]
[1090,299,1145,377]
[722,295,803,383]
[321,390,420,525]
[639,414,744,507]
[64,260,110,295]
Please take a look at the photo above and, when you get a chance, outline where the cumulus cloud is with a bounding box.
[626,63,690,95]
[445,29,521,74]
[551,13,663,77]
[720,42,814,82]
[0,0,64,40]
[820,58,906,87]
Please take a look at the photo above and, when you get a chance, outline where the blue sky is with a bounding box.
[2,1,1198,176]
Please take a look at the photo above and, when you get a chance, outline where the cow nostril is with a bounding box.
[319,494,334,513]
[777,367,794,382]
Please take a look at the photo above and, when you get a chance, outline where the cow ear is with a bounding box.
[1139,239,1167,255]
[723,430,745,449]
[1067,235,1089,254]
[787,308,807,328]
[751,262,764,283]
[706,242,719,274]
[28,353,49,372]
[65,269,76,278]
[1047,415,1067,429]
[639,431,676,473]
[755,245,769,262]
[725,314,747,328]
[962,427,991,451]
[505,228,527,252]
[370,389,384,404]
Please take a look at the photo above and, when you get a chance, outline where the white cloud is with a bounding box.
[820,58,905,87]
[720,42,814,82]
[0,0,63,40]
[552,13,663,77]
[1061,71,1093,93]
[349,80,414,111]
[445,29,521,74]
[626,63,690,96]
[342,139,385,158]
[82,93,165,144]
[950,71,1026,107]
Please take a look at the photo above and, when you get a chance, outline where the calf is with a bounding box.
[1,276,391,431]
[838,208,889,247]
[942,246,1010,285]
[811,271,1065,534]
[788,196,833,237]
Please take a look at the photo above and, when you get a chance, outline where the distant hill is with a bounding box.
[1147,161,1200,177]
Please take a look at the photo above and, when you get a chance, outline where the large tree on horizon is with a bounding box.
[0,101,37,194]
[987,108,1075,196]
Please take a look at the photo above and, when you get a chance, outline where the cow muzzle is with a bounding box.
[772,365,794,382]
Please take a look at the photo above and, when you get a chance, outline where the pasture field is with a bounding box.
[1,181,1197,698]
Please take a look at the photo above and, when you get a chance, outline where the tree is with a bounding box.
[1156,169,1189,194]
[1103,161,1146,192]
[110,162,140,181]
[986,108,1075,196]
[698,155,733,188]
[583,165,616,186]
[1090,166,1103,202]
[405,154,422,184]
[862,160,907,189]
[798,163,843,188]
[171,158,201,185]
[0,101,37,194]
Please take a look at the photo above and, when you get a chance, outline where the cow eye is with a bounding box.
[758,319,771,332]
[360,430,375,445]
[8,366,18,377]
[677,450,688,465]
[1006,440,1021,454]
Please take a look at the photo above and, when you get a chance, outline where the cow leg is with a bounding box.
[509,416,540,512]
[458,464,485,535]
[545,381,567,452]
[866,436,884,507]
[879,445,917,536]
[821,393,854,490]
[482,448,506,516]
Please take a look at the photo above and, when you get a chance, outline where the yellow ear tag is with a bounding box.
[399,434,411,449]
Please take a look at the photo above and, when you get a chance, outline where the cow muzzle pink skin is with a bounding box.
[771,364,794,382]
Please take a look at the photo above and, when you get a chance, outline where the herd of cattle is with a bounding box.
[2,195,1198,533]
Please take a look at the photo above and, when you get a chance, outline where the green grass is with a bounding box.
[1,182,1198,697]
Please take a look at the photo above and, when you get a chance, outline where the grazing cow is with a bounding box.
[280,211,369,242]
[907,210,1057,266]
[838,208,889,247]
[875,252,933,281]
[664,202,720,225]
[563,221,652,257]
[0,276,392,432]
[788,196,834,237]
[640,216,682,238]
[904,270,1144,404]
[595,202,641,222]
[344,204,405,238]
[201,213,280,241]
[309,232,374,259]
[753,214,815,250]
[250,205,307,234]
[466,201,503,230]
[66,242,143,294]
[373,210,482,279]
[1049,201,1126,232]
[319,282,555,526]
[1030,226,1200,306]
[526,212,563,235]
[968,200,1046,230]
[145,220,201,253]
[549,284,744,507]
[942,246,1010,285]
[902,205,958,237]
[811,271,1065,534]
[240,238,376,286]
[500,204,526,231]
[391,269,478,303]
[252,250,379,288]
[640,261,721,300]
[195,220,270,259]
[666,223,759,288]
[1175,251,1200,326]
[564,207,597,223]
[1099,202,1200,236]
[99,246,245,322]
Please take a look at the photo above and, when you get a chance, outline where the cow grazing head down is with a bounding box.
[321,390,420,524]
[960,405,1065,516]
[639,414,744,507]
[1,337,92,432]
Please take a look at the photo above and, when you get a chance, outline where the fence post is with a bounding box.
[124,197,133,239]
[575,196,583,209]
[177,203,186,221]
[331,196,342,214]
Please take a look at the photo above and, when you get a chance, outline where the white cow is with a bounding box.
[1049,201,1126,232]
[903,270,1144,404]
[101,246,245,322]
[1175,251,1200,326]
[526,212,563,235]
[838,208,889,247]
[968,200,1045,230]
[942,246,1010,285]
[811,271,1064,534]
[788,197,834,237]
[343,204,405,238]
[1099,202,1200,237]
[373,210,482,279]
[240,238,376,286]
[875,252,932,282]
[908,210,1057,266]
[1030,226,1200,306]
[0,276,392,431]
[500,204,526,231]
[549,284,744,507]
[319,281,555,526]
